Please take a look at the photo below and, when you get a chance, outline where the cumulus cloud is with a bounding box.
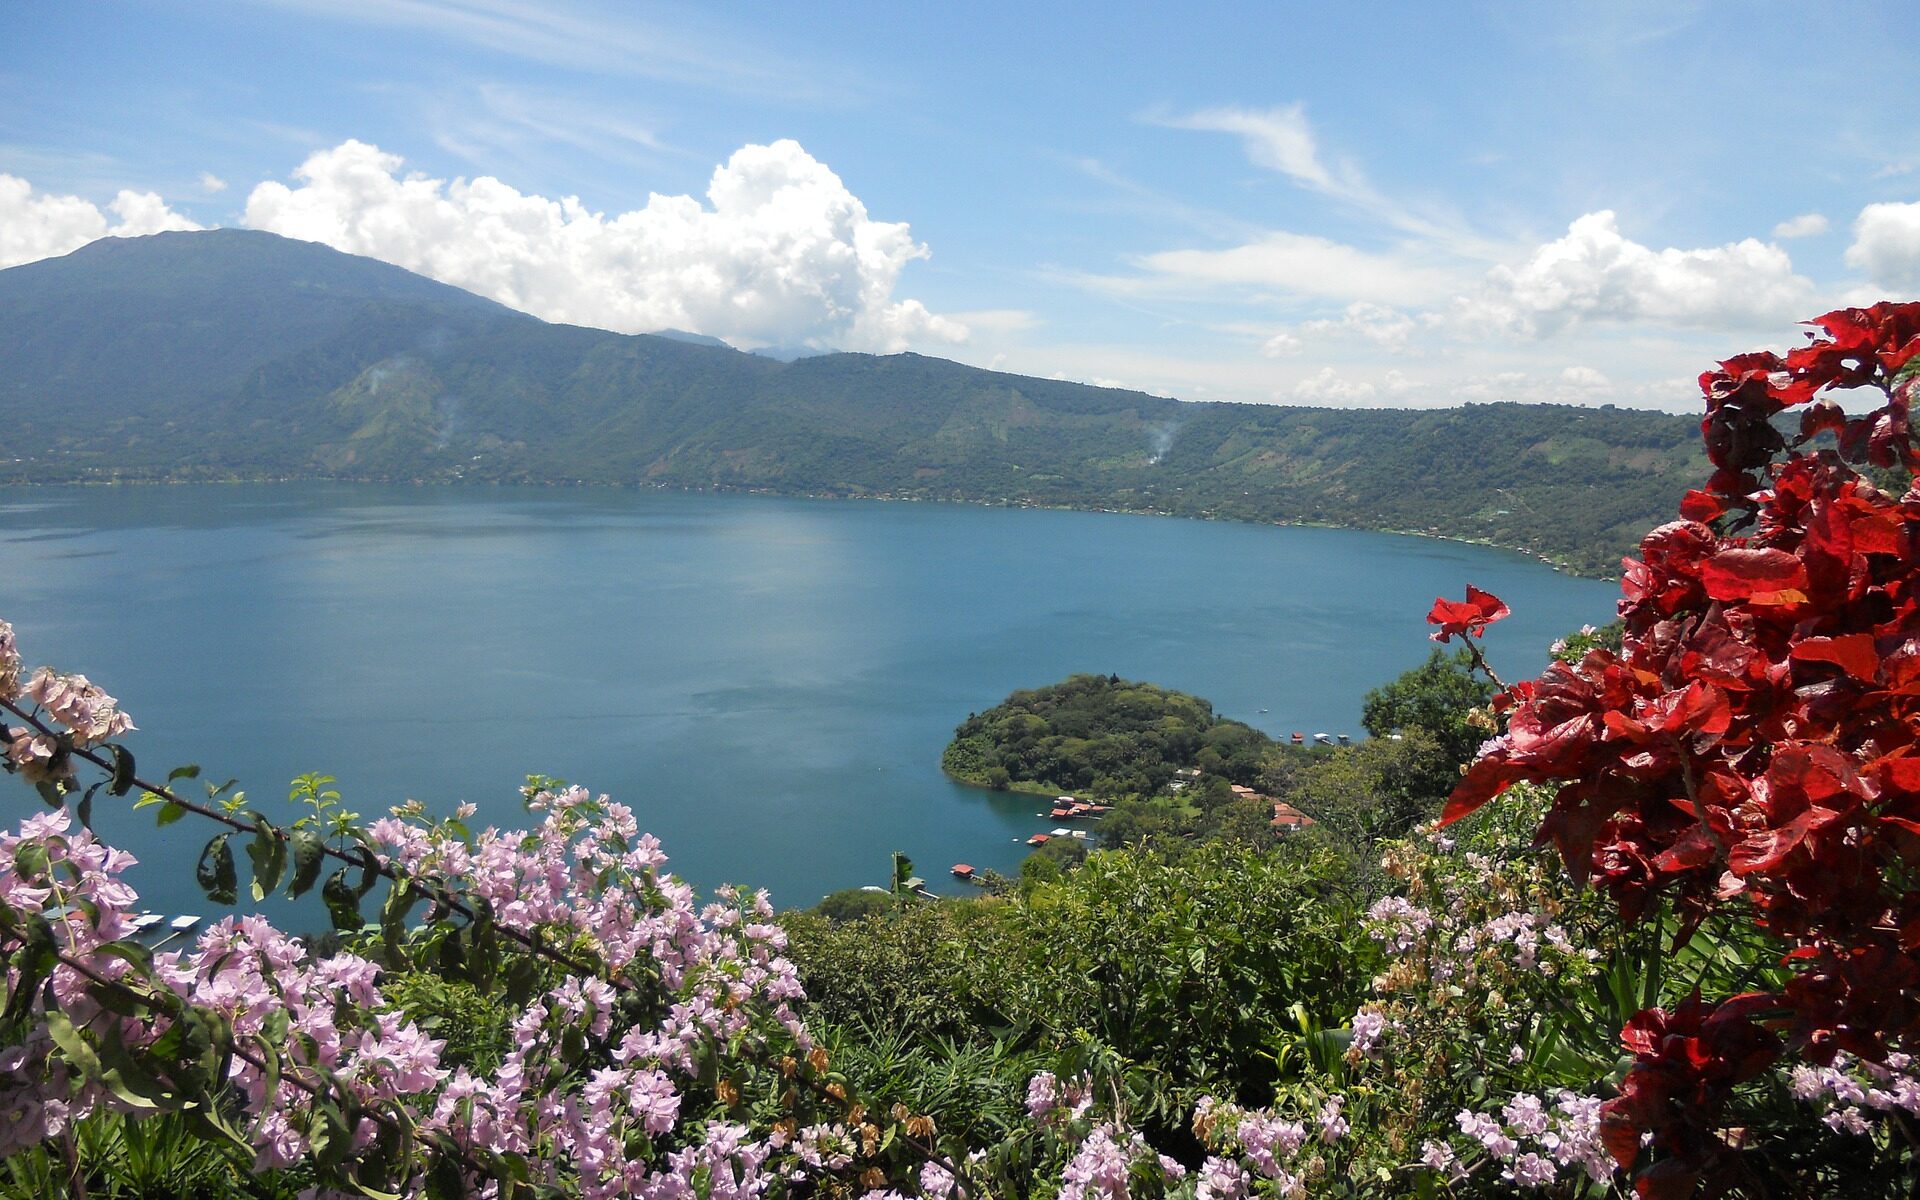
[0,175,201,269]
[1461,211,1812,335]
[1289,366,1415,403]
[1559,365,1611,390]
[1772,212,1828,239]
[241,138,964,352]
[1263,301,1421,357]
[198,172,229,194]
[1845,200,1920,293]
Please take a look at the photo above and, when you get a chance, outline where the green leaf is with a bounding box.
[288,828,327,898]
[11,842,49,881]
[34,780,64,808]
[322,867,364,931]
[44,1010,103,1078]
[106,744,136,797]
[195,835,237,906]
[247,820,286,902]
[167,764,201,783]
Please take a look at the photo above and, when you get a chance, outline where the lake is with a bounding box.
[0,484,1619,921]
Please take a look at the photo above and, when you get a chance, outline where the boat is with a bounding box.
[1290,732,1304,744]
[1313,733,1335,745]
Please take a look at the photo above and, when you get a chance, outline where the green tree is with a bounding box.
[1359,646,1495,765]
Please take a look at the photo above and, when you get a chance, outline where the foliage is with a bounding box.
[944,674,1269,796]
[1360,647,1497,767]
[1438,302,1920,1192]
[810,887,899,924]
[13,302,1920,1197]
[1280,728,1457,858]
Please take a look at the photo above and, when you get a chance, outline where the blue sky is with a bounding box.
[7,1,1920,408]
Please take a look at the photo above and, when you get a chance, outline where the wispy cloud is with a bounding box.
[245,0,862,103]
[1148,103,1509,259]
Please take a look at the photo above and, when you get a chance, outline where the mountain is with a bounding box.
[0,230,1707,576]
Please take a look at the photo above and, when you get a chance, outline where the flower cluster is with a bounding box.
[1440,1090,1612,1191]
[0,789,881,1197]
[1435,303,1920,1185]
[1787,1051,1920,1137]
[1,661,135,786]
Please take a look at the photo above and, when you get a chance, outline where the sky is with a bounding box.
[7,1,1920,410]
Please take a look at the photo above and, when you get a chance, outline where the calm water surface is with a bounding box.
[0,485,1618,920]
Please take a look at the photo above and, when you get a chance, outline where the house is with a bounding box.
[951,864,976,881]
[1026,833,1052,846]
[1270,802,1315,833]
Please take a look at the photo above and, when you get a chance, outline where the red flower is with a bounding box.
[1424,585,1509,643]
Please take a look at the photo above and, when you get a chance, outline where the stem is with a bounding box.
[1672,743,1730,857]
[1459,638,1509,693]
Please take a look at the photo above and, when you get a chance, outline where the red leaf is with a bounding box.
[1652,825,1720,873]
[1439,750,1522,826]
[1727,807,1841,875]
[1700,548,1808,604]
[1678,490,1727,522]
[1791,634,1880,683]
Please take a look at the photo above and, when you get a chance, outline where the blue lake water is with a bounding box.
[0,484,1619,921]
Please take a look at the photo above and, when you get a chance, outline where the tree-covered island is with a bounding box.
[940,657,1498,864]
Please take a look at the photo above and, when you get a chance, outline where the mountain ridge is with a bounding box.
[0,230,1706,576]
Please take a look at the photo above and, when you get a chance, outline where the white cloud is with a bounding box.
[1130,231,1461,306]
[0,175,201,269]
[1772,212,1828,239]
[1461,211,1812,335]
[1155,103,1503,258]
[1267,301,1420,353]
[199,171,229,194]
[1559,365,1611,389]
[241,138,964,352]
[1845,200,1920,293]
[1161,104,1340,193]
[1291,366,1371,402]
[946,308,1040,335]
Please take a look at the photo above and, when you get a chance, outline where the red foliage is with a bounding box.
[1436,302,1920,1193]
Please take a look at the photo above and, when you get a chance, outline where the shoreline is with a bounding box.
[0,473,1622,582]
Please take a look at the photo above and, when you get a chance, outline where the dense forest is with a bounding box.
[0,230,1706,576]
[941,674,1271,796]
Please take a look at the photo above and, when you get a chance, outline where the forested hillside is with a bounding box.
[0,230,1706,575]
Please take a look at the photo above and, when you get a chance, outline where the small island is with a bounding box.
[942,673,1272,795]
[943,653,1499,861]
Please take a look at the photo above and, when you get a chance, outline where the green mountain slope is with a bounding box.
[0,230,1706,575]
